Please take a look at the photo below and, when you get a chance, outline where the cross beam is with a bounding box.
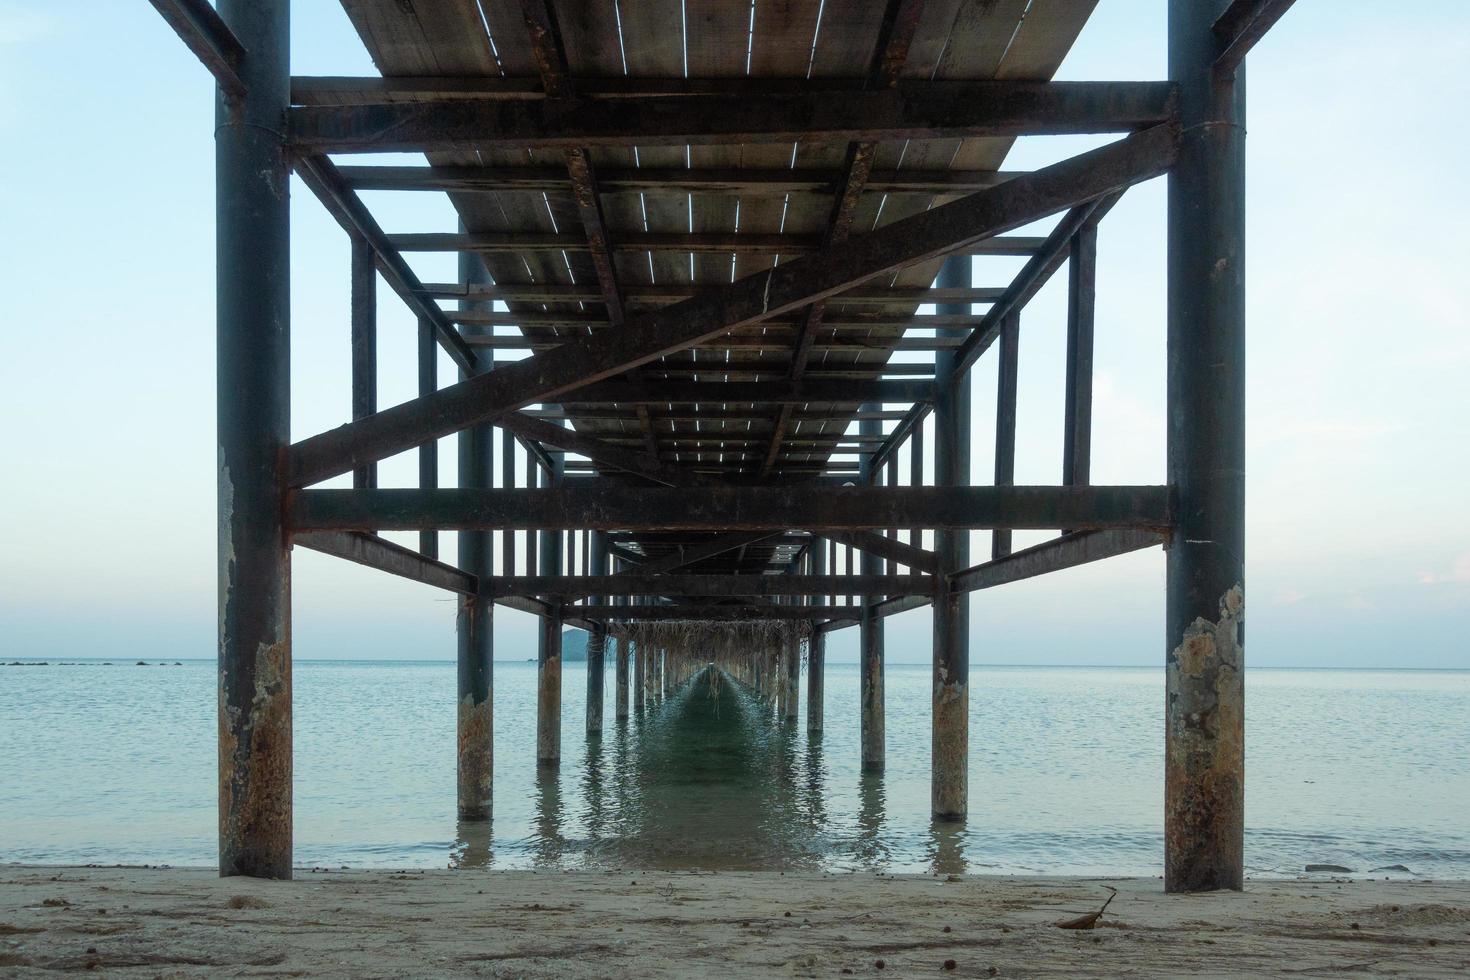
[288,126,1178,488]
[290,485,1170,533]
[149,0,247,101]
[288,81,1176,154]
[493,574,934,599]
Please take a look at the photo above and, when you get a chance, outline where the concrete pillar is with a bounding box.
[1165,0,1247,893]
[349,234,376,490]
[456,250,494,819]
[859,406,885,772]
[932,255,972,822]
[216,0,292,880]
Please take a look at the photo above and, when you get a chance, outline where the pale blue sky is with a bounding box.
[1,2,1466,667]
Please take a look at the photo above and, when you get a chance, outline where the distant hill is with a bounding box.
[561,629,588,662]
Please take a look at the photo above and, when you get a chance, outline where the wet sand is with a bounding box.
[1,866,1466,977]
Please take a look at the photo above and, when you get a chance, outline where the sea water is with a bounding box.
[2,660,1467,878]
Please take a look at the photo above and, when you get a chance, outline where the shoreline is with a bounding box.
[2,867,1466,977]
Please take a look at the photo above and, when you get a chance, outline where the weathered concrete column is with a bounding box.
[456,250,494,820]
[586,531,608,735]
[536,458,565,766]
[858,406,885,772]
[1165,0,1247,893]
[216,0,292,880]
[806,540,825,733]
[932,255,972,822]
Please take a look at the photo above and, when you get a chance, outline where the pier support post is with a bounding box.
[537,458,564,766]
[586,532,608,735]
[784,628,800,722]
[216,0,292,879]
[349,233,376,490]
[456,250,494,819]
[615,581,630,720]
[1165,0,1247,893]
[417,316,438,558]
[807,541,825,733]
[859,405,885,772]
[932,255,972,822]
[635,628,647,713]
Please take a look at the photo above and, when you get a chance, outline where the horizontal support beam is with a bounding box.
[391,232,1041,256]
[556,379,934,406]
[149,0,247,100]
[290,81,1176,153]
[290,485,1171,533]
[827,529,939,576]
[341,163,1022,196]
[1213,0,1298,74]
[287,126,1176,488]
[584,603,867,621]
[494,574,932,599]
[420,282,1007,306]
[295,530,477,594]
[951,528,1164,593]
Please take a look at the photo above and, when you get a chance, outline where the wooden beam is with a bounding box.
[337,164,1023,196]
[952,529,1164,593]
[288,127,1177,488]
[289,81,1176,154]
[149,0,247,101]
[1213,0,1298,74]
[295,530,475,595]
[290,485,1171,533]
[494,574,933,599]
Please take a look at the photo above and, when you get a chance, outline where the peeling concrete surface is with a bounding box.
[1166,584,1244,891]
[456,693,493,819]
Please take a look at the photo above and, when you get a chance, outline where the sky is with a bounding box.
[0,1,1466,668]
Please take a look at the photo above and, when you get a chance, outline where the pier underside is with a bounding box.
[152,0,1294,887]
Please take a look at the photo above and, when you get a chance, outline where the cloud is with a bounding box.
[1418,552,1470,586]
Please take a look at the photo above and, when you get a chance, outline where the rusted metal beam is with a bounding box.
[295,530,475,595]
[576,604,866,622]
[215,0,289,881]
[290,485,1171,533]
[815,593,931,634]
[992,313,1020,559]
[288,128,1177,488]
[338,164,1022,196]
[419,281,1007,306]
[350,233,376,490]
[494,574,933,599]
[149,0,247,101]
[1167,0,1247,894]
[821,530,938,576]
[389,230,1040,256]
[289,81,1177,153]
[1213,0,1298,74]
[1063,224,1096,488]
[456,251,495,821]
[932,255,971,822]
[619,531,782,575]
[953,529,1163,593]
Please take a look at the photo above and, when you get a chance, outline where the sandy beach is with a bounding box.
[0,867,1464,978]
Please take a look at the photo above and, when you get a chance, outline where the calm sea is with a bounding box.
[2,660,1467,878]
